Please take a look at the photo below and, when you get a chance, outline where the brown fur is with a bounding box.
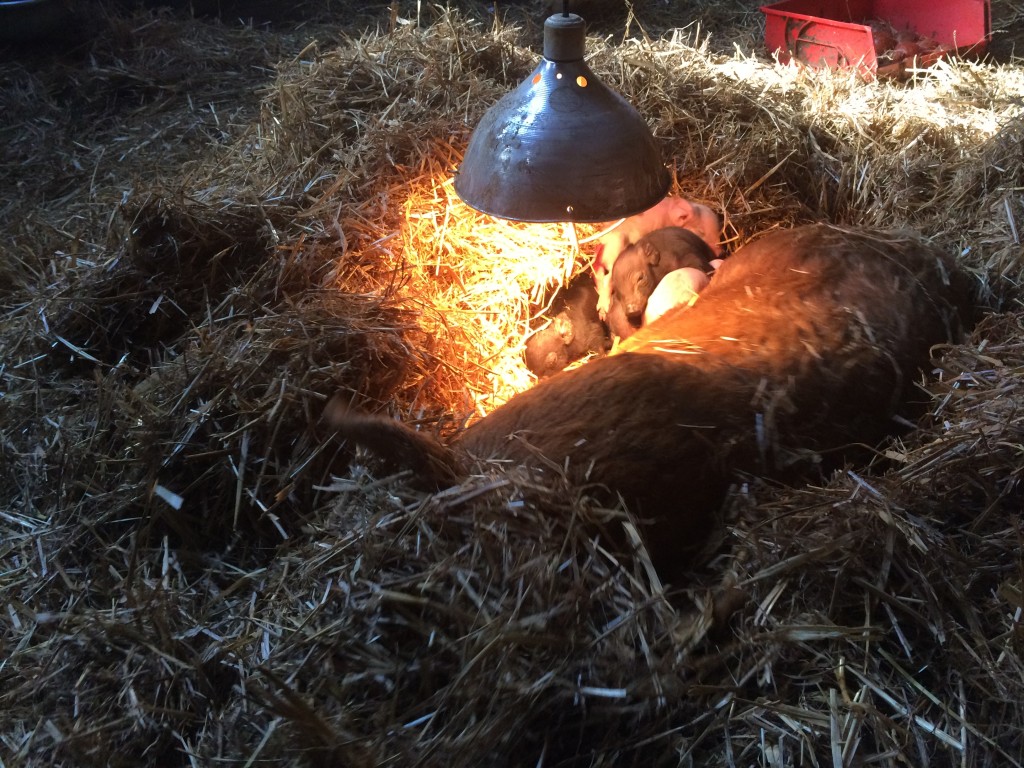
[615,224,971,454]
[325,224,971,578]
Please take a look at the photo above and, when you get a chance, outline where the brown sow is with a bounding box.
[326,224,972,578]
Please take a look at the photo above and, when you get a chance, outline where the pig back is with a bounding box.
[640,226,716,273]
[615,223,972,455]
[457,351,756,569]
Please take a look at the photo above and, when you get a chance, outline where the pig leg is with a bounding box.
[605,298,640,341]
[323,398,465,487]
[643,267,710,325]
[592,236,627,320]
[594,266,613,320]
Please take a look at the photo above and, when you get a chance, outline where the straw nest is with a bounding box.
[2,1,1023,765]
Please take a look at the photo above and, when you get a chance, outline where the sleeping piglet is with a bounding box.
[594,196,721,318]
[606,226,716,340]
[524,274,611,378]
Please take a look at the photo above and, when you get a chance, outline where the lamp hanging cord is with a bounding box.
[562,0,569,17]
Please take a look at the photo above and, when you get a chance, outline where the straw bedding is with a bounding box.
[1,1,1023,765]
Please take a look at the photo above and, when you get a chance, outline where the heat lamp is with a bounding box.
[454,8,670,223]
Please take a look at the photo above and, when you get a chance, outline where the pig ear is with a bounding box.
[673,198,695,225]
[642,241,660,266]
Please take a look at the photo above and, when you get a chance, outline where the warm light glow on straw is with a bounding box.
[396,157,605,414]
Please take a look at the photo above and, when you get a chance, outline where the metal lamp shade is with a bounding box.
[454,13,670,223]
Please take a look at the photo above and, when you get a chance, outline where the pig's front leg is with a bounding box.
[591,239,624,320]
[643,267,710,325]
[594,267,613,319]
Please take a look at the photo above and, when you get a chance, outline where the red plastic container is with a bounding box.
[761,0,991,79]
